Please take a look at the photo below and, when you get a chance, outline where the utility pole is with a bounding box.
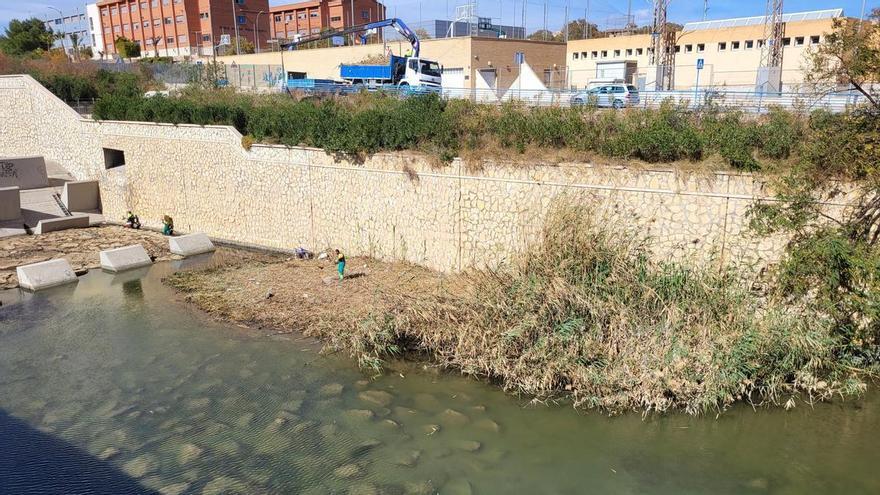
[230,0,241,55]
[255,11,264,53]
[543,0,547,40]
[651,0,674,90]
[756,0,784,93]
[586,0,591,39]
[703,0,709,21]
[564,1,569,43]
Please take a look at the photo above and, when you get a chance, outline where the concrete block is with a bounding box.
[100,244,152,272]
[0,186,20,221]
[34,215,90,234]
[16,259,78,291]
[61,180,100,211]
[169,233,216,257]
[0,156,48,190]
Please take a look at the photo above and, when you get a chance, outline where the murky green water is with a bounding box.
[1,258,878,495]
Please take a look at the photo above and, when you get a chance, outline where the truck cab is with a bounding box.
[399,57,442,88]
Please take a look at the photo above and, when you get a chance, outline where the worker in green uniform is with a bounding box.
[335,249,346,281]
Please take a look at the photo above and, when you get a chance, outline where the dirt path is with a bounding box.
[0,226,175,289]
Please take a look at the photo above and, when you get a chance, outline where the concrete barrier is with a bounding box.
[34,215,90,234]
[169,233,216,257]
[99,244,152,272]
[0,156,48,190]
[61,180,100,212]
[16,259,78,291]
[0,186,20,221]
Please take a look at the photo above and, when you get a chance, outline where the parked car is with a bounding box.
[571,84,640,109]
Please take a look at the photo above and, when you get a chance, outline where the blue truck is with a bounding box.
[280,19,442,93]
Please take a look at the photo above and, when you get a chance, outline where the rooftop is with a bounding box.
[683,9,843,31]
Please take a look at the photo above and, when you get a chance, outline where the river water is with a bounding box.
[0,259,877,495]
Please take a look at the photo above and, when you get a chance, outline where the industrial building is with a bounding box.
[423,20,525,40]
[269,0,386,41]
[91,0,271,59]
[216,36,566,94]
[566,9,844,91]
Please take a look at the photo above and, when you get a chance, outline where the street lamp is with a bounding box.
[255,11,265,53]
[231,0,241,54]
[47,6,67,58]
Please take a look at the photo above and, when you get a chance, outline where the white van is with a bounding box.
[571,84,640,109]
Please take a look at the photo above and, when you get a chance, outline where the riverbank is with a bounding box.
[165,204,876,415]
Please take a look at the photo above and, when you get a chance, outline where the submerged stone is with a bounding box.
[281,399,303,413]
[159,482,191,495]
[333,463,362,479]
[453,440,482,452]
[97,447,120,460]
[392,449,422,467]
[344,409,375,420]
[441,479,473,495]
[201,476,247,495]
[186,397,211,409]
[350,439,382,458]
[474,418,501,433]
[402,480,436,495]
[319,383,344,396]
[438,409,470,426]
[358,390,394,407]
[178,443,204,465]
[122,454,158,478]
[348,483,379,495]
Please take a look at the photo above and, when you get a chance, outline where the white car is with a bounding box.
[571,84,640,109]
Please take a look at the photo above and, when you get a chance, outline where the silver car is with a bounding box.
[571,84,640,109]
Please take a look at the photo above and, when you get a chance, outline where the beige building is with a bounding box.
[566,9,844,91]
[216,36,566,92]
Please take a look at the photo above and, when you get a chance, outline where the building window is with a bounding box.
[237,15,246,25]
[178,34,187,42]
[591,50,597,58]
[123,24,130,31]
[176,15,184,23]
[718,42,726,51]
[795,36,804,46]
[164,17,172,24]
[200,12,209,19]
[154,19,160,26]
[174,0,182,3]
[684,44,692,53]
[287,30,295,37]
[743,40,752,49]
[143,21,150,27]
[202,34,211,41]
[167,37,175,44]
[696,43,705,52]
[134,23,139,30]
[625,48,632,56]
[310,11,318,17]
[636,48,643,55]
[146,38,153,45]
[311,28,320,33]
[298,13,305,19]
[674,45,680,53]
[362,10,369,19]
[782,37,791,46]
[572,52,579,60]
[274,15,281,22]
[114,25,121,32]
[151,0,158,7]
[810,35,820,45]
[235,0,245,4]
[121,5,128,12]
[130,4,137,12]
[331,16,341,22]
[731,41,740,50]
[600,50,607,58]
[163,0,169,5]
[141,2,147,9]
[613,49,620,56]
[286,14,293,21]
[101,10,106,16]
[757,39,765,48]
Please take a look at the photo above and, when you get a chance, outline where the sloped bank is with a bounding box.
[166,203,874,415]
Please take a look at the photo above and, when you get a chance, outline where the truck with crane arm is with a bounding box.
[278,18,442,93]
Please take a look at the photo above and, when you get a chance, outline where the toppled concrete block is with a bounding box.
[0,186,20,221]
[16,259,78,291]
[0,156,48,190]
[61,180,100,211]
[169,233,215,257]
[100,244,152,272]
[34,214,90,234]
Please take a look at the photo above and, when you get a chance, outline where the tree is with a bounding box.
[528,29,555,41]
[229,37,255,55]
[0,18,53,56]
[805,9,879,108]
[69,32,80,61]
[115,36,141,60]
[415,28,432,40]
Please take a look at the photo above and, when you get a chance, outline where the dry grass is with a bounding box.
[165,202,870,415]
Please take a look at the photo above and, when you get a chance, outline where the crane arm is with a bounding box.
[279,18,420,57]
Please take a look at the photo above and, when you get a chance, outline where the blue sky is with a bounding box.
[1,1,872,33]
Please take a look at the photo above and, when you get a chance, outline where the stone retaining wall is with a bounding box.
[0,74,804,272]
